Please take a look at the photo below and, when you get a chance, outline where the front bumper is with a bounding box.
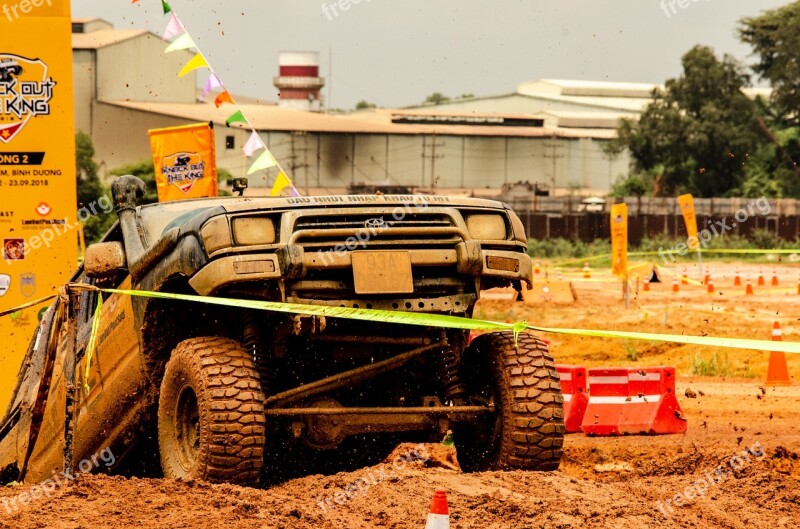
[188,243,532,307]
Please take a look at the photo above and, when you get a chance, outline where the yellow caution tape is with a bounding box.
[100,288,800,355]
[83,294,103,394]
[4,286,800,360]
[550,247,800,267]
[0,294,57,318]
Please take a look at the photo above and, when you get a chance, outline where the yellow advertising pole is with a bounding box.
[678,193,703,282]
[0,0,76,413]
[610,203,629,308]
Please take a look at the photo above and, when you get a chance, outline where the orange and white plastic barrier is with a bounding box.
[581,366,687,436]
[556,365,589,433]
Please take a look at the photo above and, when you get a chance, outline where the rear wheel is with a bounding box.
[158,337,266,485]
[454,332,564,471]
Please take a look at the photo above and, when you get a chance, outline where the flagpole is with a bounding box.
[163,7,296,194]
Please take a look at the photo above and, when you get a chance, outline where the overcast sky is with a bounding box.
[73,0,789,109]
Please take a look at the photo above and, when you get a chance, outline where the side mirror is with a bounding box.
[85,242,128,280]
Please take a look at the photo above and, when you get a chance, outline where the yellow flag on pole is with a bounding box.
[149,122,218,202]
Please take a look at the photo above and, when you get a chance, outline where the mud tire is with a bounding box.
[454,332,564,471]
[158,337,265,485]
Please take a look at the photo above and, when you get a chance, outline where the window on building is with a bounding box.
[225,135,235,150]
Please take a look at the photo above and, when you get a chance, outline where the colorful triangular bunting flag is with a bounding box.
[243,131,264,157]
[163,13,184,40]
[178,53,208,77]
[247,150,277,174]
[202,73,223,99]
[270,172,294,196]
[226,110,247,127]
[165,32,195,53]
[214,90,234,108]
[162,0,171,14]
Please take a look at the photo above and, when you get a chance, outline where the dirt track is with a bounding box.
[2,261,799,528]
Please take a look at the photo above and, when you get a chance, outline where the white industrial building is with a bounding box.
[71,19,656,196]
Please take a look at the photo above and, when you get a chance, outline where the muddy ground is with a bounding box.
[1,261,799,528]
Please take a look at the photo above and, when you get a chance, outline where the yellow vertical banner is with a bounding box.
[149,122,218,202]
[0,0,77,412]
[678,193,699,250]
[610,203,628,279]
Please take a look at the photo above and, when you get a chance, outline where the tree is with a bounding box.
[76,131,103,209]
[75,132,116,243]
[355,100,376,110]
[739,2,800,126]
[424,92,450,105]
[605,46,764,197]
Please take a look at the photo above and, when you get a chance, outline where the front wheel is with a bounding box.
[158,337,266,485]
[454,332,564,472]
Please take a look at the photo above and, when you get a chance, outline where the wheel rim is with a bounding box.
[174,384,201,473]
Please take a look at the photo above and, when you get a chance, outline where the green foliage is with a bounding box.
[424,92,450,105]
[76,132,115,244]
[691,352,733,377]
[739,2,800,126]
[608,46,765,197]
[623,341,638,362]
[76,131,103,209]
[610,173,652,198]
[526,238,611,259]
[355,100,376,110]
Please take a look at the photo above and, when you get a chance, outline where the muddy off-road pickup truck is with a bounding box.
[0,176,564,486]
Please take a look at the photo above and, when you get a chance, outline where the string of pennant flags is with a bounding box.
[132,0,300,197]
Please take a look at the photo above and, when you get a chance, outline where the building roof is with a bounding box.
[72,29,149,50]
[522,79,660,98]
[102,99,616,139]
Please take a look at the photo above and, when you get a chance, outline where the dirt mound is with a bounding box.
[2,460,799,529]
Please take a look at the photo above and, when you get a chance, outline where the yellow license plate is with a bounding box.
[352,251,414,295]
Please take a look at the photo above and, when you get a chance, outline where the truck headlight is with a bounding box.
[465,214,507,240]
[233,217,276,246]
[508,213,528,244]
[200,216,232,254]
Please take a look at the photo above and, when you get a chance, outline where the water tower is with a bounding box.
[273,51,325,112]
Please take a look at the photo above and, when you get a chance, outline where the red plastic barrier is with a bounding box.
[555,365,589,433]
[581,366,687,436]
[580,368,630,436]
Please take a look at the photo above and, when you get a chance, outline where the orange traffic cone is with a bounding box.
[734,270,741,287]
[758,269,765,287]
[643,279,650,292]
[681,268,689,285]
[534,260,541,275]
[672,278,680,293]
[771,270,779,287]
[707,278,714,294]
[425,490,450,529]
[583,262,591,279]
[745,277,754,296]
[766,322,791,386]
[703,274,710,286]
